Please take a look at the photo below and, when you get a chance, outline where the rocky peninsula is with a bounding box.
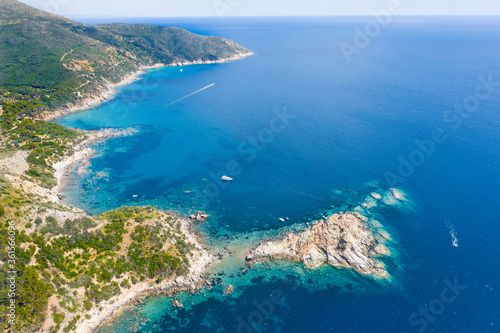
[246,212,391,278]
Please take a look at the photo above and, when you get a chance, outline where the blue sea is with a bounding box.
[56,17,500,332]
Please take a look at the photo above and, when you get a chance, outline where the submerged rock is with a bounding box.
[245,212,390,278]
[172,300,183,308]
[391,188,405,201]
[223,284,234,295]
[373,244,391,256]
[362,197,378,209]
[371,192,382,200]
[377,230,392,241]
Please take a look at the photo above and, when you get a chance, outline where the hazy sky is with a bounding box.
[19,0,500,17]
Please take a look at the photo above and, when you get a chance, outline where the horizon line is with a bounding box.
[66,14,500,19]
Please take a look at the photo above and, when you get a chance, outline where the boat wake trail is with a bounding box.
[160,83,216,108]
[446,221,458,247]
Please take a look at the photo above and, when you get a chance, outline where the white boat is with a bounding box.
[132,195,138,198]
[279,218,285,222]
[221,175,233,181]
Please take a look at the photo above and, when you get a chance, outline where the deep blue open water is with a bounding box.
[56,17,500,332]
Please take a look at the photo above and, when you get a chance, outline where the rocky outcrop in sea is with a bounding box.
[245,212,390,278]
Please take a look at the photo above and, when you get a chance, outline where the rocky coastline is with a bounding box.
[245,212,391,278]
[76,217,213,333]
[0,5,258,330]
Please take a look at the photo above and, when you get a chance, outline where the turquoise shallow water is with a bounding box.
[56,17,500,332]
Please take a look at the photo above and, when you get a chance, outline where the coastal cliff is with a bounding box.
[246,212,390,278]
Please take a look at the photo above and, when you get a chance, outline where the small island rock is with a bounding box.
[391,188,405,201]
[190,211,210,222]
[223,284,234,295]
[172,300,183,308]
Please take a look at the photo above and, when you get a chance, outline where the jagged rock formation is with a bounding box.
[172,300,183,308]
[246,212,390,278]
[189,211,210,222]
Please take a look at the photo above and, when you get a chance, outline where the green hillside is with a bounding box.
[0,0,251,110]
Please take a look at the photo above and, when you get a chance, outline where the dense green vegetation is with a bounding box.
[0,222,53,331]
[1,137,196,332]
[97,23,250,64]
[0,205,194,332]
[0,98,82,188]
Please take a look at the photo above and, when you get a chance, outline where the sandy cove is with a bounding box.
[51,128,138,199]
[41,63,165,122]
[0,130,133,204]
[42,52,254,122]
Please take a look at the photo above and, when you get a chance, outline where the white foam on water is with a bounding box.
[446,222,458,247]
